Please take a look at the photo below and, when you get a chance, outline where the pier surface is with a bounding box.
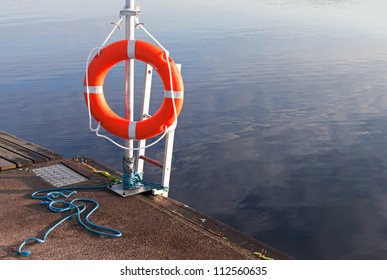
[0,131,292,260]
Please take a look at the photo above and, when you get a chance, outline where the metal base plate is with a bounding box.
[108,183,151,197]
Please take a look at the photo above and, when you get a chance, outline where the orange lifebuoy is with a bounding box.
[83,39,184,140]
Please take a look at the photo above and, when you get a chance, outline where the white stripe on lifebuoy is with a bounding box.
[164,90,184,99]
[85,86,103,94]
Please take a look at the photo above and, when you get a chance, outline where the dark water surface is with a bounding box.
[2,0,387,259]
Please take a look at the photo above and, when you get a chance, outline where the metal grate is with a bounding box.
[33,164,88,187]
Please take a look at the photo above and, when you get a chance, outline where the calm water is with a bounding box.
[2,0,387,259]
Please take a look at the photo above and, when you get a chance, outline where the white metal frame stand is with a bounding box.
[109,0,180,198]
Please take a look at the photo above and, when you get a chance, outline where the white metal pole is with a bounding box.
[124,0,135,173]
[154,64,182,197]
[136,64,153,175]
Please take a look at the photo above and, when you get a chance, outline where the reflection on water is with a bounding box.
[1,0,387,259]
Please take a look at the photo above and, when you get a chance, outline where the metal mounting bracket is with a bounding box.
[120,8,140,17]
